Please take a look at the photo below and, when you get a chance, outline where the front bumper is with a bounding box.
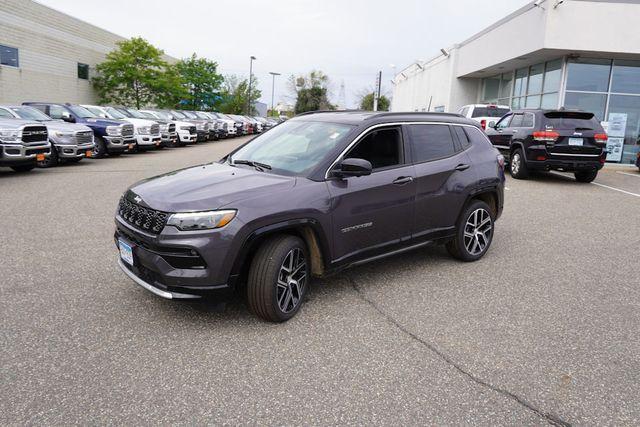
[196,130,208,141]
[135,134,162,148]
[0,142,51,166]
[178,131,197,144]
[161,132,178,146]
[104,136,134,152]
[114,216,238,299]
[56,143,95,159]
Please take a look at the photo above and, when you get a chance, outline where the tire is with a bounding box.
[247,235,309,322]
[574,169,598,183]
[510,148,529,179]
[38,144,58,168]
[446,200,495,262]
[93,136,107,158]
[10,164,36,172]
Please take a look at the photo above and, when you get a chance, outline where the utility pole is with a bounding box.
[246,56,256,115]
[373,70,382,111]
[269,71,280,117]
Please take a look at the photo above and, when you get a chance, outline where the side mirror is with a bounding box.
[488,121,496,128]
[61,112,75,123]
[333,158,372,178]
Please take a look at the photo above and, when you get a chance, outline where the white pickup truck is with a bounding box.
[457,104,511,131]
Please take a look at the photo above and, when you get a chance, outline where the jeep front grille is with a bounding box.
[118,197,169,234]
[21,126,48,143]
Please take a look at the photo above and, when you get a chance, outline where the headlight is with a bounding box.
[137,126,151,135]
[180,126,191,131]
[167,210,236,231]
[0,129,20,142]
[196,123,205,130]
[54,131,75,138]
[106,126,122,136]
[159,124,169,132]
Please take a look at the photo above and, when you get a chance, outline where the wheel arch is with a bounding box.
[228,218,330,287]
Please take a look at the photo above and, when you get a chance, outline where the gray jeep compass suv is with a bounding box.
[115,111,505,322]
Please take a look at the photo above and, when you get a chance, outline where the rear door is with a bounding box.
[542,111,605,159]
[327,126,416,263]
[409,123,474,238]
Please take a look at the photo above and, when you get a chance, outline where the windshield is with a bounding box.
[195,112,210,119]
[472,107,511,118]
[229,120,354,176]
[152,111,170,120]
[68,105,96,118]
[171,110,187,119]
[138,111,156,119]
[104,107,127,119]
[11,106,51,121]
[127,109,147,119]
[182,111,197,119]
[84,106,106,118]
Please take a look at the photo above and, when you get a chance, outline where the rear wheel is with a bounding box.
[446,200,494,262]
[510,148,529,179]
[10,164,36,172]
[574,169,598,183]
[247,235,309,322]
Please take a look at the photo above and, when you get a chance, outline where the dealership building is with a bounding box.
[391,0,640,165]
[0,0,174,106]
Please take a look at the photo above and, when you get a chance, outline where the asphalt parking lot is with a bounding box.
[2,138,639,425]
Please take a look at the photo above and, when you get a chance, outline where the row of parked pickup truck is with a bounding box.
[0,102,282,172]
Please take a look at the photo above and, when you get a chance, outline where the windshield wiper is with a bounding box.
[232,159,272,171]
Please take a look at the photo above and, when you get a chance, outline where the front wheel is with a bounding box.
[574,169,598,183]
[38,145,58,168]
[247,235,309,322]
[446,200,494,262]
[93,136,107,158]
[510,149,529,179]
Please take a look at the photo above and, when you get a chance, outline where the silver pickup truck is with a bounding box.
[0,117,51,172]
[0,105,94,167]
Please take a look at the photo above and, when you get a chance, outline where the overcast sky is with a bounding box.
[38,0,530,109]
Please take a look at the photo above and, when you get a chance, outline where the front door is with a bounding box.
[327,126,415,264]
[487,113,516,150]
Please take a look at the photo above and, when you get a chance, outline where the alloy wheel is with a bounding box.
[276,248,307,313]
[463,208,492,256]
[511,153,521,175]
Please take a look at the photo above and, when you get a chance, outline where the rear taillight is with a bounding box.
[532,131,559,142]
[594,133,608,144]
[480,119,487,130]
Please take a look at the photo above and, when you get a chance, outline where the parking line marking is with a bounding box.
[617,171,640,179]
[591,182,640,198]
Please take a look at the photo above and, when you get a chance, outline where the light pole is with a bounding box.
[269,71,280,117]
[247,56,256,115]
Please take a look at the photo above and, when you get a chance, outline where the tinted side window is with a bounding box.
[510,114,523,127]
[345,127,402,170]
[453,126,471,149]
[465,127,493,148]
[408,124,456,163]
[48,105,65,119]
[522,113,534,127]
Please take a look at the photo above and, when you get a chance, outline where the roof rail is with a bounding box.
[369,111,465,119]
[295,109,365,117]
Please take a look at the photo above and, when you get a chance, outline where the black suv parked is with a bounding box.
[485,109,608,182]
[115,112,505,321]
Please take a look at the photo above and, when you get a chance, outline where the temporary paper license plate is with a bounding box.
[119,239,134,265]
[85,150,92,157]
[128,144,135,150]
[568,138,583,146]
[36,153,45,161]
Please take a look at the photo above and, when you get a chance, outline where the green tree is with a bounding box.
[218,74,261,115]
[359,93,390,111]
[175,53,224,110]
[93,37,185,109]
[288,70,334,113]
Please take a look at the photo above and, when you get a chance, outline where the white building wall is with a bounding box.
[0,0,175,105]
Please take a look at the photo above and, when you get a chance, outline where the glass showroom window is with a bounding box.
[481,75,500,103]
[566,58,611,92]
[0,45,19,67]
[512,60,561,109]
[608,95,640,165]
[611,60,640,95]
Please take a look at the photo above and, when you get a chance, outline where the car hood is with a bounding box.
[123,118,157,128]
[127,162,296,212]
[174,120,194,128]
[82,117,127,127]
[40,121,92,133]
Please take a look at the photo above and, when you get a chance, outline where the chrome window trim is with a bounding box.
[324,121,481,179]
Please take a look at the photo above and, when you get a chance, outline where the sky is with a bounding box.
[37,0,531,109]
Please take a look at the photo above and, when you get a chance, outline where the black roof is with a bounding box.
[290,110,475,126]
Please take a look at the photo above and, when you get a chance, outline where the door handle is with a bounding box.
[393,176,414,185]
[455,164,470,171]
